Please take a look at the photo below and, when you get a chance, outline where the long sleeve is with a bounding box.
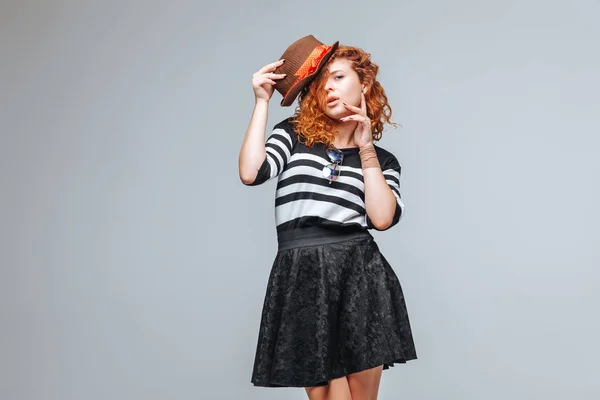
[244,119,297,186]
[366,154,404,230]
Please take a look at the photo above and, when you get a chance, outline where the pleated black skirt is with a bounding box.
[251,226,417,388]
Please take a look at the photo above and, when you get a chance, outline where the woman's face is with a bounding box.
[320,58,366,120]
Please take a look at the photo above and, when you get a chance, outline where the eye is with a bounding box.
[334,75,344,80]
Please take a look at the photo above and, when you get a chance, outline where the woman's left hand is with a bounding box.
[340,92,373,148]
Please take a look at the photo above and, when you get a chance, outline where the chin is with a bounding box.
[324,106,350,120]
[325,113,345,121]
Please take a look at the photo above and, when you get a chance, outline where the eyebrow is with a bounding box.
[327,69,345,75]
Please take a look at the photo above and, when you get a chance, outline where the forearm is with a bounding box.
[239,100,269,184]
[361,146,397,230]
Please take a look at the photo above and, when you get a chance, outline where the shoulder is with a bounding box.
[373,144,401,171]
[272,117,299,145]
[273,117,297,135]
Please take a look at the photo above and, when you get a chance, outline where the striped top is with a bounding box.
[244,118,405,233]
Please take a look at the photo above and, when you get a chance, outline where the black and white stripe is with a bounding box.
[245,118,405,232]
[263,127,293,180]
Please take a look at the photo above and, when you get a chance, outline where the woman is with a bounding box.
[238,35,417,399]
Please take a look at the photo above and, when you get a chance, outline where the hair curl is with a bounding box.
[289,45,398,148]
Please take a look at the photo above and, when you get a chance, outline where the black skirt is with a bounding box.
[251,226,417,388]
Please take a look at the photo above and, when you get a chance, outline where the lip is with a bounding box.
[327,98,339,107]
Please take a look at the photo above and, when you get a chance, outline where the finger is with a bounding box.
[340,115,368,122]
[264,72,287,79]
[360,92,367,114]
[257,59,286,75]
[342,102,362,113]
[254,77,276,86]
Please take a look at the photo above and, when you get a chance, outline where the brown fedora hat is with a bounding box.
[273,35,339,107]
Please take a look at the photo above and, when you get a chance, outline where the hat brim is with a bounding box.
[280,41,340,107]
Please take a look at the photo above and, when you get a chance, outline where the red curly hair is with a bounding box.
[289,45,398,148]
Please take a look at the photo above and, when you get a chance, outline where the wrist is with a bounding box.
[359,145,380,169]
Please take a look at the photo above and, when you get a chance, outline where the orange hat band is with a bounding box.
[284,44,332,98]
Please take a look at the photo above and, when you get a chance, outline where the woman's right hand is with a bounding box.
[252,59,287,103]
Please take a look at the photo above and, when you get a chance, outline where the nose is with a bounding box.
[324,78,334,92]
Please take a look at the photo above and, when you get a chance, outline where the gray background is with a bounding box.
[1,0,599,399]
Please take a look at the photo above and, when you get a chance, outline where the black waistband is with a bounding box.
[277,226,373,252]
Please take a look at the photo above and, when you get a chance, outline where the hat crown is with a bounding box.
[282,35,323,58]
[273,35,339,107]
